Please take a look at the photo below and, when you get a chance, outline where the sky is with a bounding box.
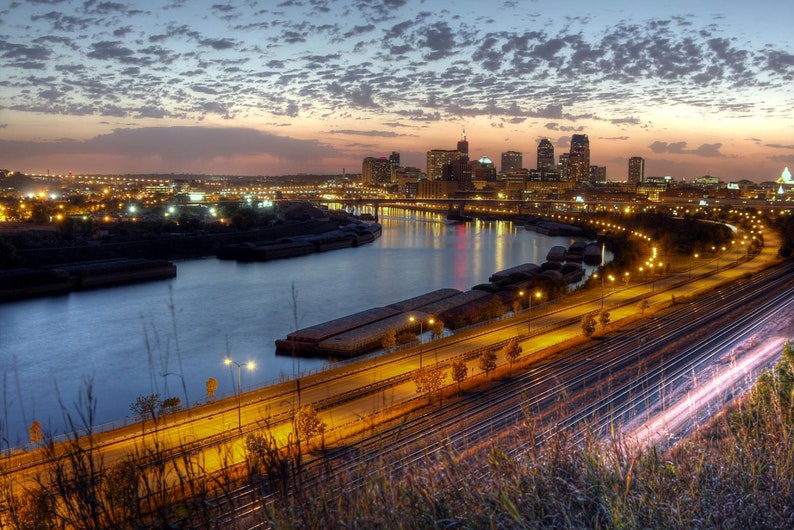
[0,0,793,182]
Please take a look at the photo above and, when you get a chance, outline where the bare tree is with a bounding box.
[130,394,160,434]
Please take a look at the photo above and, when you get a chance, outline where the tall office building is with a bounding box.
[389,151,400,181]
[457,129,469,160]
[628,156,644,184]
[537,138,555,173]
[501,150,523,173]
[362,156,391,185]
[559,153,571,181]
[426,149,458,180]
[568,134,590,183]
[590,165,606,184]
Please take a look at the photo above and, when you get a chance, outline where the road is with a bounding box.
[1,225,787,524]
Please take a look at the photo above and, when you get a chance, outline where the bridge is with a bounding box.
[311,196,791,221]
[312,197,614,221]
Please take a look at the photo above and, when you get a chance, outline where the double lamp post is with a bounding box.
[225,357,255,433]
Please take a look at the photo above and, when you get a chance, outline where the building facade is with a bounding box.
[362,157,392,185]
[426,149,458,180]
[628,156,644,184]
[537,138,555,173]
[568,134,590,183]
[501,150,523,173]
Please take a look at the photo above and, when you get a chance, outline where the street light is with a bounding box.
[689,253,699,279]
[409,315,434,368]
[224,357,255,433]
[519,290,543,333]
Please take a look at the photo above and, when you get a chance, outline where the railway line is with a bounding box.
[207,259,794,528]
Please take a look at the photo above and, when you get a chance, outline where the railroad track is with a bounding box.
[205,260,794,528]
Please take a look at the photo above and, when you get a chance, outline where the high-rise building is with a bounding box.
[473,156,497,181]
[628,156,644,184]
[450,158,473,189]
[590,165,606,184]
[568,134,590,183]
[537,138,555,173]
[362,156,391,185]
[389,151,400,181]
[457,129,469,160]
[501,150,523,173]
[559,153,571,181]
[426,149,458,180]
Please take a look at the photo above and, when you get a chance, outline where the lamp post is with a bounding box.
[689,253,699,279]
[409,315,434,368]
[224,357,255,433]
[519,290,542,333]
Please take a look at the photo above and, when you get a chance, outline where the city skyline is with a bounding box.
[1,1,793,182]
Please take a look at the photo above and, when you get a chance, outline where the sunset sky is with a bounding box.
[1,0,792,182]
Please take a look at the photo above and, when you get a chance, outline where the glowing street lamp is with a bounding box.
[519,290,543,333]
[409,315,434,368]
[224,357,255,433]
[690,253,699,279]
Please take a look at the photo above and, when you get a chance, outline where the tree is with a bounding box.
[294,405,327,449]
[159,396,181,414]
[12,487,56,529]
[451,360,468,390]
[431,319,445,340]
[205,377,218,400]
[504,340,522,366]
[0,238,23,269]
[638,298,650,316]
[482,296,506,322]
[581,314,596,338]
[479,349,498,379]
[130,393,160,434]
[396,330,416,345]
[381,329,397,351]
[103,460,141,522]
[598,310,611,330]
[29,420,43,445]
[411,366,447,403]
[231,207,258,230]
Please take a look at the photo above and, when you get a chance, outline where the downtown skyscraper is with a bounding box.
[569,134,590,183]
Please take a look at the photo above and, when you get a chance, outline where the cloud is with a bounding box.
[416,21,457,61]
[769,154,794,165]
[86,40,135,61]
[328,129,406,137]
[0,127,341,163]
[649,141,726,157]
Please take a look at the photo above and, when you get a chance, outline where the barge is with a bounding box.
[276,254,597,359]
[0,258,176,302]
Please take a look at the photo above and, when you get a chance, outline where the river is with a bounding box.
[0,208,607,447]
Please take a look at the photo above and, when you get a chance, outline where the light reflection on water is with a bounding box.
[0,209,607,445]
